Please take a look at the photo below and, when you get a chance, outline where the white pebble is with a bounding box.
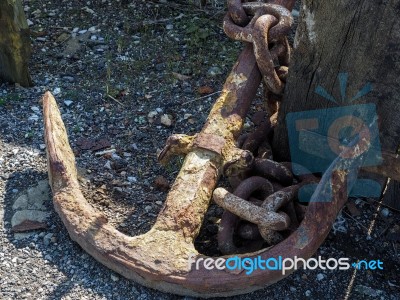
[104,161,111,170]
[64,100,73,106]
[316,273,324,281]
[127,177,137,183]
[31,106,40,113]
[53,87,61,95]
[160,114,173,127]
[380,208,390,218]
[111,274,119,282]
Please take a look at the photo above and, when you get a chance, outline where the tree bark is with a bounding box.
[272,0,400,207]
[0,0,32,87]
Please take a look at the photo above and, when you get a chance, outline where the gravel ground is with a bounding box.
[1,1,399,299]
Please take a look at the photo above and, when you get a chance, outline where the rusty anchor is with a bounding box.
[42,0,400,297]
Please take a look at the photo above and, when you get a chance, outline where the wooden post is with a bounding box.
[0,0,32,87]
[272,0,400,209]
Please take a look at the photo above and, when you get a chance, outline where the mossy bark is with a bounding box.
[0,0,32,87]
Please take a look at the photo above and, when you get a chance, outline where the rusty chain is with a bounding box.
[212,5,323,254]
[214,108,321,254]
[224,1,292,96]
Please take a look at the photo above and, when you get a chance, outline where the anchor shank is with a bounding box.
[153,44,262,240]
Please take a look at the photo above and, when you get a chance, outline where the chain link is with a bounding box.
[224,2,293,95]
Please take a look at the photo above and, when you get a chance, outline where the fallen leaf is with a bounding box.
[154,176,170,192]
[11,220,47,233]
[197,86,214,95]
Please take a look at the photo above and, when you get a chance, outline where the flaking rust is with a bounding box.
[41,0,388,297]
[44,84,364,297]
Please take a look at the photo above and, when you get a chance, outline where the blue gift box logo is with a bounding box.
[286,73,382,202]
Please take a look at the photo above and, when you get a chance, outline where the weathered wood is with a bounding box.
[0,0,32,87]
[383,180,400,211]
[272,0,400,209]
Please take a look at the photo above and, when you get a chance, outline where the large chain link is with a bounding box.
[214,125,319,254]
[212,6,316,254]
[224,1,293,115]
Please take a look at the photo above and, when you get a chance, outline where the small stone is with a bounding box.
[354,285,384,297]
[72,27,79,33]
[111,153,122,160]
[62,76,75,82]
[88,26,96,32]
[11,210,50,228]
[12,148,19,155]
[292,9,300,17]
[111,274,119,282]
[207,66,222,77]
[380,208,390,218]
[31,106,40,113]
[183,113,192,120]
[90,35,97,40]
[78,29,88,34]
[166,24,173,30]
[56,33,70,43]
[305,290,311,297]
[127,176,137,183]
[64,100,73,106]
[147,110,158,123]
[39,144,46,150]
[104,161,112,170]
[144,205,152,213]
[53,87,61,95]
[289,286,296,292]
[27,19,33,26]
[12,194,28,210]
[43,233,53,246]
[27,180,50,210]
[160,114,173,127]
[316,273,324,281]
[28,114,39,122]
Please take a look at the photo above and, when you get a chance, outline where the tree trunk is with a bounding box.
[272,0,400,208]
[0,0,32,87]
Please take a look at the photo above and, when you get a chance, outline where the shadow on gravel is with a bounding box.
[3,169,178,300]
